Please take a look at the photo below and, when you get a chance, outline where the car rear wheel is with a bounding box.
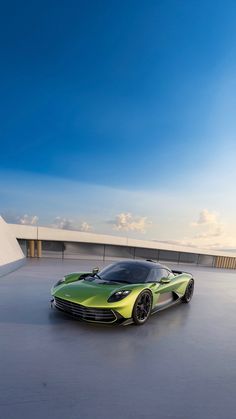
[132,290,152,325]
[181,279,194,303]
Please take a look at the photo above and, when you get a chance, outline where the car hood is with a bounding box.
[52,279,145,306]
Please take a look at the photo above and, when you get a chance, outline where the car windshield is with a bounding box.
[98,262,151,284]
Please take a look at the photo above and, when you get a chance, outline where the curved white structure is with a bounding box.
[9,222,236,257]
[0,216,25,277]
[5,220,236,269]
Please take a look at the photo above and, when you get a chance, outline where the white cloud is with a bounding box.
[191,209,224,241]
[2,213,39,225]
[52,216,75,230]
[52,217,93,232]
[18,214,39,225]
[192,209,219,226]
[153,239,199,248]
[112,212,151,233]
[155,235,236,252]
[80,222,93,232]
[194,225,223,239]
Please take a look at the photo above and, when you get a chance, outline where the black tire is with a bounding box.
[181,279,194,303]
[132,290,152,325]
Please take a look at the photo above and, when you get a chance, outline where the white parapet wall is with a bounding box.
[6,222,236,269]
[0,216,25,277]
[9,222,236,258]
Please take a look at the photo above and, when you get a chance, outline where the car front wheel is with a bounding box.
[182,279,194,303]
[132,290,152,325]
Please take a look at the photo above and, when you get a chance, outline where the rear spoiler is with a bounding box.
[172,270,192,276]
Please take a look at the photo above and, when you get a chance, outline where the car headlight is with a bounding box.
[54,277,66,287]
[108,290,131,302]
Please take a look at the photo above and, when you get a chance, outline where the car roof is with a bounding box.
[113,259,165,269]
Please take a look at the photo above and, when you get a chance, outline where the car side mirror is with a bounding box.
[160,277,171,284]
[92,267,100,274]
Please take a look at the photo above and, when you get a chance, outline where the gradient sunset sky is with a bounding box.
[1,1,236,250]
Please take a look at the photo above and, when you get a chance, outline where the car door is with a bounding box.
[153,268,175,308]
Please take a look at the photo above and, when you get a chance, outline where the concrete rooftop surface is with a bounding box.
[1,259,236,419]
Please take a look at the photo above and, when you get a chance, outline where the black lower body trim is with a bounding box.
[52,297,126,325]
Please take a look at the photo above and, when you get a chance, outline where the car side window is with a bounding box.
[160,269,170,280]
[167,269,174,279]
[148,268,167,283]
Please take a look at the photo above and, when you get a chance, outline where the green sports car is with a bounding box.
[51,259,194,326]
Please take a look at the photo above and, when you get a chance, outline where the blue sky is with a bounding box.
[1,1,236,249]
